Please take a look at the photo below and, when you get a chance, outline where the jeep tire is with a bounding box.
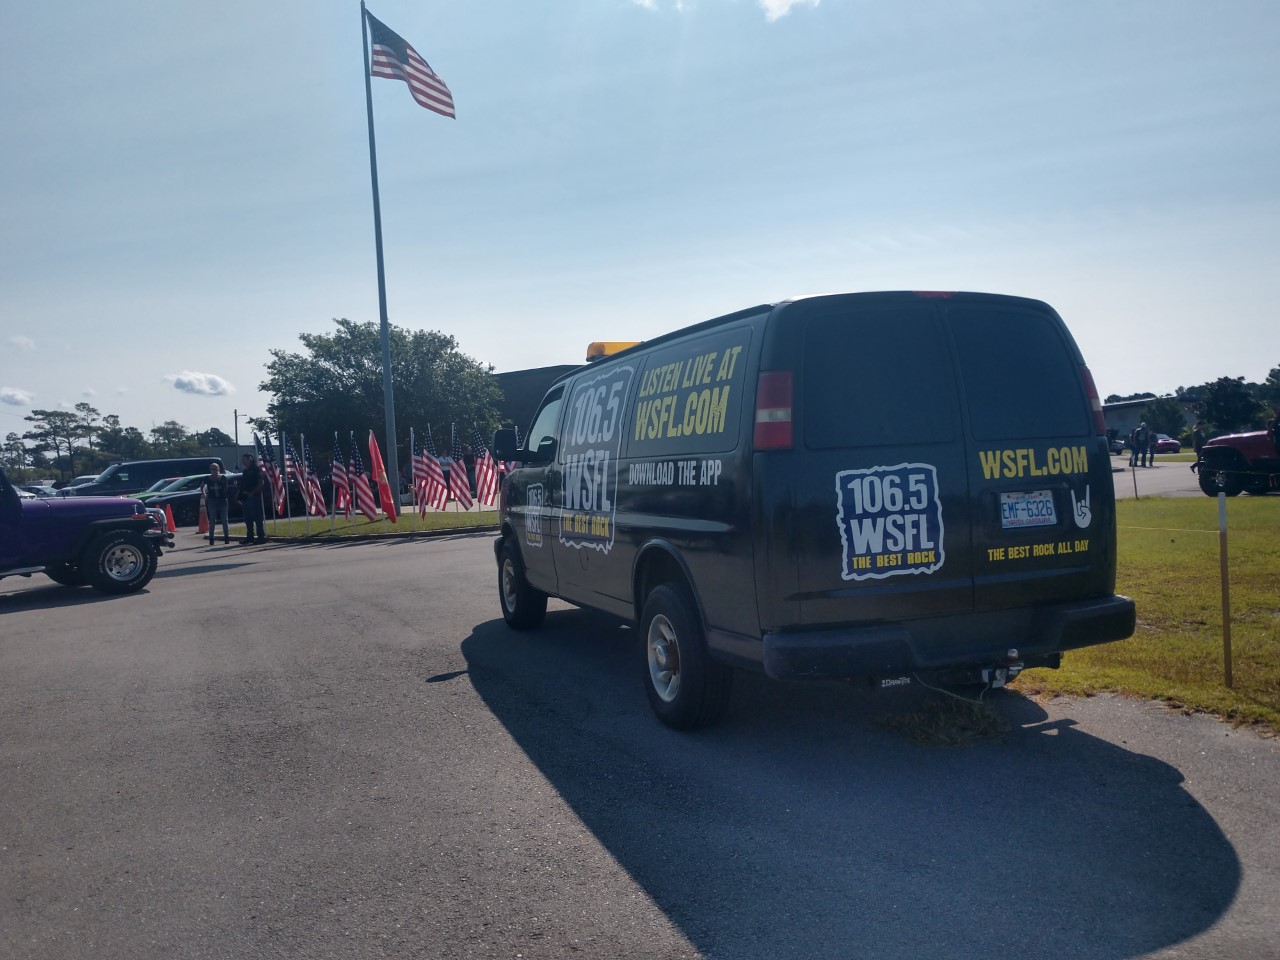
[640,583,733,730]
[498,540,547,629]
[81,531,158,594]
[1199,469,1242,497]
[44,561,88,587]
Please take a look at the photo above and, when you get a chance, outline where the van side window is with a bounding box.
[525,386,565,459]
[803,306,957,448]
[950,305,1089,440]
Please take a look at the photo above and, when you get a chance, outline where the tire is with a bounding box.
[1198,469,1242,497]
[44,561,87,587]
[81,531,158,594]
[498,540,547,629]
[640,583,733,730]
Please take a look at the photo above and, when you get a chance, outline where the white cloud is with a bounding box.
[114,386,129,396]
[0,386,34,406]
[9,335,35,351]
[167,371,235,396]
[759,0,819,20]
[82,388,97,398]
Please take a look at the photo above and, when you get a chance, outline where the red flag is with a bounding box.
[368,430,398,523]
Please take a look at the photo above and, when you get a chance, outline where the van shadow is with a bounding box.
[460,608,1239,960]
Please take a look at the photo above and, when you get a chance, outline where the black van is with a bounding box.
[493,292,1135,729]
[65,458,223,498]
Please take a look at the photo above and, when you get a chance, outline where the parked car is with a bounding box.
[0,466,173,594]
[20,484,58,498]
[67,474,100,487]
[135,474,208,502]
[1195,430,1280,496]
[66,457,223,498]
[494,290,1134,729]
[1154,434,1181,454]
[149,474,320,526]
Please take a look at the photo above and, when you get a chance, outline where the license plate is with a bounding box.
[1000,490,1057,529]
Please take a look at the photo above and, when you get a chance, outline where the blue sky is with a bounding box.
[2,0,1277,437]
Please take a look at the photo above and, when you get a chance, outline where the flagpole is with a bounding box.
[301,433,312,536]
[360,0,401,505]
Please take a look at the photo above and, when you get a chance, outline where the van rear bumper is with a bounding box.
[760,595,1136,682]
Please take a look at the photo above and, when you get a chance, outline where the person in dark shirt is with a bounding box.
[238,453,266,544]
[1190,421,1207,472]
[202,462,231,545]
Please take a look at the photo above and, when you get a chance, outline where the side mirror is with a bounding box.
[492,428,517,462]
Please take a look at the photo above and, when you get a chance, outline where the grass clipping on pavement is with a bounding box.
[1014,496,1280,731]
[226,509,498,539]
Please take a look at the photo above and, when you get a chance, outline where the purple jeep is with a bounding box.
[0,466,174,594]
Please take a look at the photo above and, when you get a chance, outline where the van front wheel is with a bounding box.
[498,540,547,629]
[641,584,733,730]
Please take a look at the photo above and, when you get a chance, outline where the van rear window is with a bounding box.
[803,305,958,449]
[949,305,1089,441]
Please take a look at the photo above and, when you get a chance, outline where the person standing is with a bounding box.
[238,452,266,544]
[202,462,231,545]
[1131,422,1147,468]
[1145,426,1158,467]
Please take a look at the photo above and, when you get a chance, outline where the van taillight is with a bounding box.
[754,371,793,450]
[1081,366,1107,435]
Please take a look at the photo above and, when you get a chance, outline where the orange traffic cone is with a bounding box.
[198,496,209,534]
[163,503,177,533]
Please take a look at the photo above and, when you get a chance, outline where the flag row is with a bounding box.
[251,426,499,524]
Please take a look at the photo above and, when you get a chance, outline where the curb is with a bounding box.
[179,524,499,547]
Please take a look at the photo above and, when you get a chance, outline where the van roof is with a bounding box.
[551,290,1053,384]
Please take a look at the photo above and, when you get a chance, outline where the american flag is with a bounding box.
[349,431,379,522]
[281,435,308,513]
[257,433,286,515]
[300,436,327,517]
[419,426,449,511]
[331,432,352,519]
[471,428,498,507]
[447,424,473,509]
[366,11,455,119]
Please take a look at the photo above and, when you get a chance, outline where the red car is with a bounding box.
[1154,434,1181,454]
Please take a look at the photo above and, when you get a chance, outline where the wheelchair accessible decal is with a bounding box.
[835,463,945,581]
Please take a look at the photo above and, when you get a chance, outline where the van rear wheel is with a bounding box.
[641,584,733,730]
[498,540,547,629]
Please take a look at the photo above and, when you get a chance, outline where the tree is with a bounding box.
[150,421,199,455]
[260,319,502,463]
[1139,397,1187,438]
[1260,365,1280,412]
[73,402,103,450]
[193,427,235,448]
[1196,377,1266,434]
[23,409,84,479]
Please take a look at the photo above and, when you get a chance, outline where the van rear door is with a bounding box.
[946,299,1116,610]
[773,295,975,629]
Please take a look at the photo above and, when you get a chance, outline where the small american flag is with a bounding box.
[282,435,309,513]
[447,423,473,510]
[471,428,498,507]
[349,431,379,521]
[258,433,286,515]
[420,426,449,511]
[366,11,455,119]
[300,437,327,517]
[331,433,352,519]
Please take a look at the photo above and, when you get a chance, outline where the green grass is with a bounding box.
[1014,496,1280,730]
[210,509,499,540]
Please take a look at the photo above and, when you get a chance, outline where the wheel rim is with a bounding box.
[647,613,682,703]
[104,542,145,582]
[501,557,519,612]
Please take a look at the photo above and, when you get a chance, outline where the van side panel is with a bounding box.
[614,321,763,639]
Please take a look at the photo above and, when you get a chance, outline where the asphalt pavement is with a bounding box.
[2,535,1277,960]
